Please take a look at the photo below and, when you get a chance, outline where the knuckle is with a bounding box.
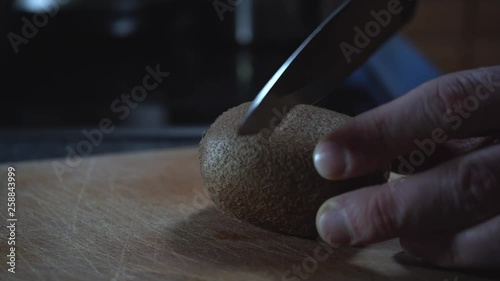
[424,75,474,128]
[363,111,392,153]
[456,156,500,218]
[350,189,401,243]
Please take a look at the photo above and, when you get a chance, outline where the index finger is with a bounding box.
[314,66,500,180]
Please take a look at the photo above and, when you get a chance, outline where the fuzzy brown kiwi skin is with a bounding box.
[199,102,387,238]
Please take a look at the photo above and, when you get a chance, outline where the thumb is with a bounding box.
[313,66,500,180]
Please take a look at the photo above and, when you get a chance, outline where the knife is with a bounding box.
[238,0,418,136]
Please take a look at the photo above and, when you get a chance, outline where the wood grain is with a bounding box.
[0,147,496,280]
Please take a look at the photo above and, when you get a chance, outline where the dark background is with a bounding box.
[2,0,352,130]
[0,0,469,162]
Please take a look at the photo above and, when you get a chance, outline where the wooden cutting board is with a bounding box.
[0,147,496,281]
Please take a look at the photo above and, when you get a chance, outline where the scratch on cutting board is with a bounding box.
[26,192,67,233]
[76,245,101,274]
[21,236,63,278]
[18,253,43,281]
[110,252,128,280]
[110,269,135,281]
[70,159,95,233]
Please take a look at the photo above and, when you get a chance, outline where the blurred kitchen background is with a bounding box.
[1,0,499,162]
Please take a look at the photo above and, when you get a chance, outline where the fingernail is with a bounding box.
[314,141,348,180]
[316,200,352,245]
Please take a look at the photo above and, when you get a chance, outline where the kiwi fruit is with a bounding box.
[199,102,387,238]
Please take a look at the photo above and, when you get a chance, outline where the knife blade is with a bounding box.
[238,0,417,136]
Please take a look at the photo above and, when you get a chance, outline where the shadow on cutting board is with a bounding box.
[156,207,391,280]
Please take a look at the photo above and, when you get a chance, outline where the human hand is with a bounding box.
[314,66,500,269]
